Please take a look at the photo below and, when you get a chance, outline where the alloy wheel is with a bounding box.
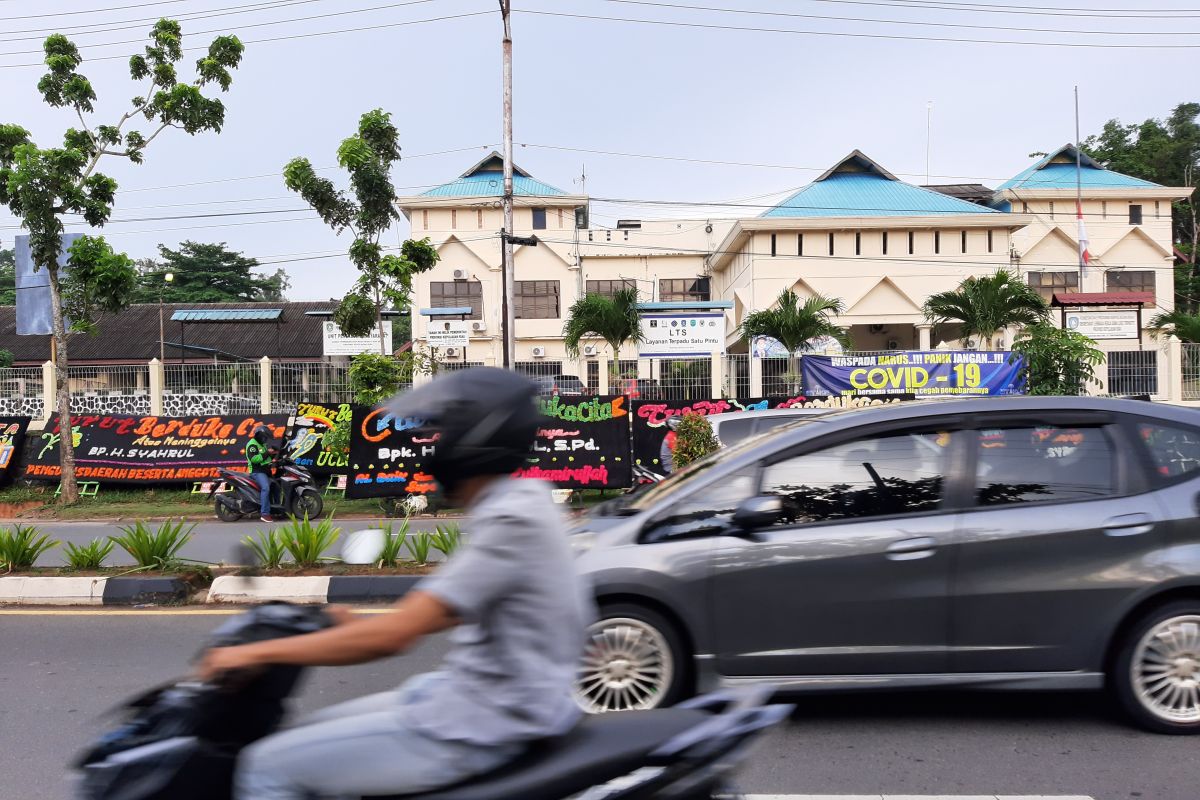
[576,616,674,713]
[1132,614,1200,725]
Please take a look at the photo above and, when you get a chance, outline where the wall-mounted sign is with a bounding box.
[801,351,1026,397]
[322,321,393,356]
[426,320,469,349]
[639,313,725,357]
[1064,310,1140,340]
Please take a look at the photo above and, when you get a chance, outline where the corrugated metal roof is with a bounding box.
[763,173,999,218]
[421,171,566,198]
[999,145,1159,190]
[170,308,282,322]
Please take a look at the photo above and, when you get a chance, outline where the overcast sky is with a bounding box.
[0,0,1193,300]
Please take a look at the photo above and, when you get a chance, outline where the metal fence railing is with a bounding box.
[640,357,711,401]
[1106,350,1159,397]
[514,360,565,380]
[64,365,151,398]
[0,366,44,399]
[1183,344,1200,401]
[724,353,749,398]
[271,361,353,408]
[164,362,260,398]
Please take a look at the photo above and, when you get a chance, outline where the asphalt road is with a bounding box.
[24,517,461,567]
[3,610,1196,800]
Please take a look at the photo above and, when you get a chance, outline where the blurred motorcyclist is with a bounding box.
[200,368,594,799]
[245,425,274,523]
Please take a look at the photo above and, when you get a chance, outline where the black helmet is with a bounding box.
[386,368,541,493]
[252,425,270,444]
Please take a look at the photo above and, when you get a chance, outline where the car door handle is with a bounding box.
[886,537,937,560]
[1102,513,1154,537]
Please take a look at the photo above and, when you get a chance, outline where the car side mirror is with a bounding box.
[731,495,782,532]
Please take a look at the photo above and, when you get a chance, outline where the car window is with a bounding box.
[714,417,756,445]
[975,425,1113,507]
[754,416,809,435]
[646,468,758,539]
[759,429,956,525]
[1136,421,1200,482]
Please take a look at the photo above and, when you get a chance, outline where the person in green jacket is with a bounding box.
[246,425,275,523]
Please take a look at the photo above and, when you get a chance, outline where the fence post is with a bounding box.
[148,358,164,416]
[40,360,54,422]
[710,352,723,398]
[597,357,609,395]
[749,354,764,397]
[259,356,271,415]
[1168,336,1183,403]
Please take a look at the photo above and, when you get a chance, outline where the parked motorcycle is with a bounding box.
[74,603,792,800]
[211,443,323,522]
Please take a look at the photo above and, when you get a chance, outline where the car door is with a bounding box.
[949,411,1162,674]
[710,421,966,678]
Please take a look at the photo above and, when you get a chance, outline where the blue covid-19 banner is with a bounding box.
[801,351,1027,397]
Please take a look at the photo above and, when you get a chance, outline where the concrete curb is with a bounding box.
[0,576,188,605]
[207,575,422,604]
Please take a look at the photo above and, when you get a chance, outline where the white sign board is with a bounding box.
[1064,310,1140,340]
[426,320,469,349]
[322,321,393,356]
[638,313,725,357]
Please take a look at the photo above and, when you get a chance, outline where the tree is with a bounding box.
[671,412,720,471]
[284,109,438,354]
[562,286,644,384]
[1083,103,1200,309]
[738,290,849,392]
[0,248,14,305]
[1010,321,1104,395]
[923,268,1047,350]
[132,241,288,303]
[1149,309,1200,343]
[0,21,244,502]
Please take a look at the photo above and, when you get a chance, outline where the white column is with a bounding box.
[259,356,271,415]
[1168,335,1183,402]
[40,360,54,422]
[710,352,723,398]
[148,358,164,416]
[916,324,932,350]
[749,354,764,397]
[597,356,610,395]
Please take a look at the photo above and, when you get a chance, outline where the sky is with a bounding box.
[0,0,1194,300]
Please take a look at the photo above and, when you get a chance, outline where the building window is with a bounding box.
[421,209,428,229]
[1026,271,1078,303]
[828,232,835,256]
[770,234,777,257]
[987,230,994,253]
[1102,201,1108,219]
[854,231,861,256]
[882,231,888,255]
[908,231,914,255]
[934,231,941,254]
[586,278,637,299]
[659,277,711,303]
[961,230,967,253]
[532,208,547,230]
[430,281,483,320]
[1155,201,1161,219]
[1106,270,1155,295]
[1022,201,1029,213]
[557,208,564,228]
[797,233,804,256]
[1130,204,1143,225]
[451,209,457,229]
[477,209,483,229]
[515,280,560,319]
[1049,201,1055,218]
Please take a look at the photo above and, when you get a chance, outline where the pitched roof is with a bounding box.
[0,301,335,365]
[421,150,566,198]
[763,150,999,218]
[922,184,995,206]
[999,144,1159,191]
[1050,292,1155,307]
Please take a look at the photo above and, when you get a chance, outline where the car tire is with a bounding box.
[576,602,691,714]
[1112,600,1200,734]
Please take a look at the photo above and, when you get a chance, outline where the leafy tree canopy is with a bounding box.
[923,268,1047,350]
[0,248,14,305]
[1010,322,1104,396]
[133,241,288,303]
[563,286,644,364]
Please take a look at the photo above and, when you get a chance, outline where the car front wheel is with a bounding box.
[1113,600,1200,734]
[575,603,689,714]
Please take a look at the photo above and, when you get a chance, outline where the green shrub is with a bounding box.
[279,516,341,567]
[242,529,290,570]
[405,531,432,565]
[109,520,195,570]
[671,411,720,471]
[63,538,114,570]
[378,518,410,568]
[0,524,59,572]
[430,523,461,557]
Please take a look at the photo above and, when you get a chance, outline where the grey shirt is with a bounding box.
[403,477,595,746]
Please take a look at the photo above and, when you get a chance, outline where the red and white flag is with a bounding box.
[1076,200,1091,272]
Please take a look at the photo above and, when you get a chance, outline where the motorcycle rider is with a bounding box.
[200,368,594,799]
[245,425,275,523]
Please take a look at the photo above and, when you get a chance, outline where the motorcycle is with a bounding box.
[75,603,792,800]
[212,442,323,522]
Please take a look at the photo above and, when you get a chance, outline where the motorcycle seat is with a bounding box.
[366,707,711,800]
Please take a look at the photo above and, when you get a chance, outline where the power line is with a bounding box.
[516,8,1200,48]
[802,0,1200,19]
[0,0,193,23]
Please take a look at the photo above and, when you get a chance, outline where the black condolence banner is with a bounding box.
[514,395,632,489]
[345,405,440,499]
[288,401,359,476]
[0,416,30,486]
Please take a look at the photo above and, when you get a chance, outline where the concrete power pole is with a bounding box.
[500,0,516,369]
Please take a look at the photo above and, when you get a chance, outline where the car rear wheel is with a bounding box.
[575,603,689,714]
[1113,600,1200,734]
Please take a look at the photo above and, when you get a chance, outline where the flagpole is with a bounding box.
[1075,85,1084,287]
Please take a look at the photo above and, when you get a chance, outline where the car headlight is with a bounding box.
[570,531,597,557]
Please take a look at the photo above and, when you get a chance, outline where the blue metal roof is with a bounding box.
[763,173,998,218]
[171,308,282,322]
[998,145,1159,190]
[421,171,566,198]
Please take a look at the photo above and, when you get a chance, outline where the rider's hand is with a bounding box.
[325,604,356,626]
[197,645,261,682]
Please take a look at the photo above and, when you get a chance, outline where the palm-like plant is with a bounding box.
[562,287,644,384]
[1149,309,1200,343]
[738,291,849,393]
[922,268,1047,350]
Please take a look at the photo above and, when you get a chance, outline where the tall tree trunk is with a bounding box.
[47,267,78,505]
[610,344,619,395]
[374,283,386,356]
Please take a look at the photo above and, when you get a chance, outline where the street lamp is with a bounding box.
[159,272,173,362]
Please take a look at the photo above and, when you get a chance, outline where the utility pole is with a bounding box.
[499,0,516,369]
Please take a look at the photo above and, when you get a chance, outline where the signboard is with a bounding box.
[346,405,440,499]
[801,351,1026,397]
[24,414,289,484]
[631,396,909,481]
[751,334,844,358]
[639,313,725,357]
[0,416,30,486]
[322,321,393,356]
[15,233,82,335]
[1064,310,1140,340]
[515,395,632,489]
[288,401,358,476]
[427,320,469,349]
